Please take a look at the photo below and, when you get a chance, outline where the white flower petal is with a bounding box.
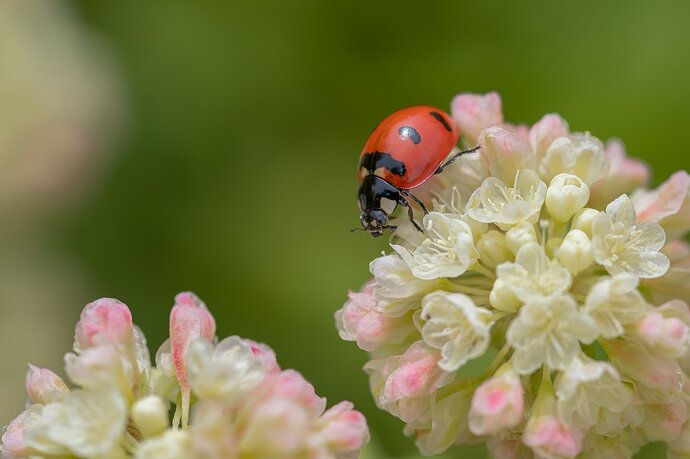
[136,430,191,459]
[370,253,441,316]
[26,389,127,457]
[396,213,479,280]
[494,243,572,303]
[466,170,546,230]
[186,336,266,407]
[540,134,609,185]
[420,291,492,371]
[584,274,647,339]
[606,194,636,228]
[591,195,670,278]
[556,358,630,431]
[634,222,668,252]
[507,295,596,374]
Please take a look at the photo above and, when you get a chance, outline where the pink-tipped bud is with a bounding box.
[335,281,412,352]
[1,406,42,458]
[605,338,682,393]
[318,401,370,454]
[451,92,504,145]
[640,398,689,442]
[364,342,454,423]
[243,339,280,374]
[74,298,133,350]
[269,370,325,417]
[383,342,450,403]
[589,139,650,209]
[25,364,68,404]
[528,113,570,159]
[523,369,582,458]
[634,171,689,224]
[633,312,689,357]
[468,367,524,435]
[169,292,216,391]
[523,415,582,459]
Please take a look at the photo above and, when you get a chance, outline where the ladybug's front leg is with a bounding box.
[398,196,425,233]
[401,190,429,215]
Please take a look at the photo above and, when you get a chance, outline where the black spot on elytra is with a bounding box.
[429,111,452,132]
[359,151,406,176]
[398,126,421,144]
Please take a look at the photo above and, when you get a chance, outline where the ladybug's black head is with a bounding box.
[355,175,400,237]
[359,209,391,237]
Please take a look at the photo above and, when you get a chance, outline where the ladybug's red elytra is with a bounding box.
[354,105,480,237]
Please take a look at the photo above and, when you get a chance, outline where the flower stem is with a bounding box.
[447,284,491,295]
[484,342,512,377]
[471,262,496,279]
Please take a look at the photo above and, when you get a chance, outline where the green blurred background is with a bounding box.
[2,0,689,457]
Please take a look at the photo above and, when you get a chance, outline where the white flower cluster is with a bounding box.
[336,92,690,459]
[2,293,369,459]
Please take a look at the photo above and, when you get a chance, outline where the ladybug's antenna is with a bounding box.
[349,225,398,234]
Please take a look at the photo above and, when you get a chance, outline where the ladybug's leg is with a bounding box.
[435,145,481,174]
[400,189,429,215]
[398,196,425,233]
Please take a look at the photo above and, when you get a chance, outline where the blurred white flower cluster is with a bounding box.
[336,92,690,459]
[1,293,369,458]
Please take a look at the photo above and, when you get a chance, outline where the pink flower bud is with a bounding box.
[237,369,369,458]
[468,367,524,435]
[25,364,68,404]
[643,244,690,305]
[317,401,370,454]
[524,415,582,459]
[382,342,451,403]
[633,311,689,357]
[451,92,504,145]
[604,338,683,394]
[640,397,689,442]
[1,405,42,458]
[634,171,689,223]
[479,126,536,185]
[168,292,216,429]
[668,415,690,457]
[523,369,583,458]
[335,281,413,352]
[74,298,132,350]
[365,341,454,423]
[267,370,325,417]
[241,398,312,455]
[589,139,649,209]
[169,292,216,392]
[243,339,280,374]
[528,113,570,159]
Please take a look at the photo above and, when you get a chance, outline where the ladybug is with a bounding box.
[354,105,479,237]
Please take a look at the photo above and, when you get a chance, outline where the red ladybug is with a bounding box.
[354,105,479,237]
